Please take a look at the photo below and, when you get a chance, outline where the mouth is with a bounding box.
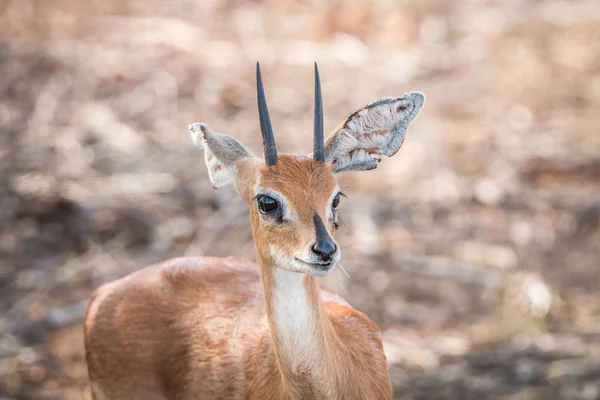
[294,258,335,275]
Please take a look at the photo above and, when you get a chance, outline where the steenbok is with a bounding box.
[84,63,425,399]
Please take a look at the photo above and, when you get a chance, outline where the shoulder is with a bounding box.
[325,302,392,398]
[325,302,386,361]
[325,302,382,338]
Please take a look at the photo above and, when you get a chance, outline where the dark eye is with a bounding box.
[257,195,279,214]
[332,192,341,210]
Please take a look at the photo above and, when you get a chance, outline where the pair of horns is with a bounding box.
[256,62,324,166]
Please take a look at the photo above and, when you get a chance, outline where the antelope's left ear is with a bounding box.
[324,92,425,173]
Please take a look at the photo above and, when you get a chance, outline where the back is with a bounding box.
[84,257,267,399]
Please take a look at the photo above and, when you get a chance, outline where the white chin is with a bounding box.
[278,259,336,276]
[307,264,336,277]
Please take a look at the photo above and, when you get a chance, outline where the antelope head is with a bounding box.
[189,63,425,277]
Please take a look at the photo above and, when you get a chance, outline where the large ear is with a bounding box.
[324,92,425,173]
[189,122,254,188]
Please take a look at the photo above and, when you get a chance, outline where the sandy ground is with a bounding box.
[1,0,599,398]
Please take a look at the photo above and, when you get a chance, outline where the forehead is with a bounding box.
[258,155,337,206]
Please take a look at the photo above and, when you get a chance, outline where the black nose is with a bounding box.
[312,240,337,263]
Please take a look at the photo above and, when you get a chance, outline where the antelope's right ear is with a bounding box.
[189,123,254,189]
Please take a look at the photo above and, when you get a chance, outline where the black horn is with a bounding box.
[313,62,324,163]
[256,62,278,166]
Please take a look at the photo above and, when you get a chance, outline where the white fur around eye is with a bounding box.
[326,188,341,221]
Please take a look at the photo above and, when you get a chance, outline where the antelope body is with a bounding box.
[84,64,425,399]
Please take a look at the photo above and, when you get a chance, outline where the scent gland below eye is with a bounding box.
[257,195,279,214]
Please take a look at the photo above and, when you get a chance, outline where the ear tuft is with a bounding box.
[189,122,207,148]
[324,91,425,173]
[188,122,253,189]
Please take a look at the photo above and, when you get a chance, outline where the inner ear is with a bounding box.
[324,92,425,173]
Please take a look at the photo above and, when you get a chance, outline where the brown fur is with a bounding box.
[249,155,339,262]
[85,155,392,399]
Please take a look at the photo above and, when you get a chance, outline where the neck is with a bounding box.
[259,255,336,397]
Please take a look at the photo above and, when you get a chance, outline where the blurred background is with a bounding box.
[1,0,599,398]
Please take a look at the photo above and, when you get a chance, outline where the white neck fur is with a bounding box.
[270,267,318,373]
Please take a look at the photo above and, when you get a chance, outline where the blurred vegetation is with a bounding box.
[1,0,599,399]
